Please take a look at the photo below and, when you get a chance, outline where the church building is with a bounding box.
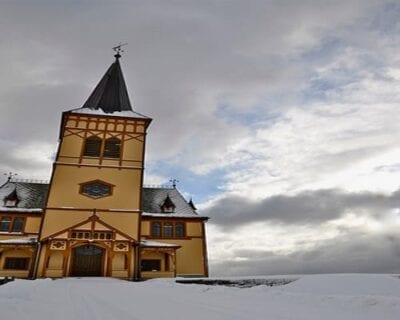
[0,51,209,279]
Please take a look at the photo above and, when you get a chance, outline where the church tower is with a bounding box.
[35,52,151,278]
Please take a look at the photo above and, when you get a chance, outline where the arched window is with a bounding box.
[83,136,102,157]
[103,138,121,158]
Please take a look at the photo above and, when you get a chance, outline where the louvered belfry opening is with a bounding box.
[103,137,121,158]
[83,136,102,157]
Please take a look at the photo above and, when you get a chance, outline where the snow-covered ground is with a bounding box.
[1,274,400,319]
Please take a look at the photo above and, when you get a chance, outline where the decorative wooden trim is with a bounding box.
[41,214,138,243]
[79,129,89,164]
[46,207,140,213]
[142,235,195,240]
[63,111,152,126]
[119,119,126,168]
[99,117,108,165]
[55,162,143,170]
[41,242,51,277]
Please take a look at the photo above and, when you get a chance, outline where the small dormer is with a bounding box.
[4,190,18,207]
[160,195,175,213]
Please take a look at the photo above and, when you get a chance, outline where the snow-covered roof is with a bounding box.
[0,208,43,212]
[0,236,37,244]
[142,187,207,219]
[141,212,207,219]
[69,107,150,120]
[0,180,48,210]
[140,240,180,248]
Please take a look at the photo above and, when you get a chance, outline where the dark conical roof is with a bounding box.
[82,55,132,113]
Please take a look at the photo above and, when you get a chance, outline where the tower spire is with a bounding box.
[81,45,132,113]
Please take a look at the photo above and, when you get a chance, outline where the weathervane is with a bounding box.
[3,172,17,182]
[112,43,128,59]
[170,179,179,188]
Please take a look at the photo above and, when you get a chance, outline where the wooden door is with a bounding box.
[71,245,104,276]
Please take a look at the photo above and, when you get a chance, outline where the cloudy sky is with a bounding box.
[1,0,400,276]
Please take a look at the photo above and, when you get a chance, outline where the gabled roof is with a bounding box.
[142,187,204,218]
[81,55,132,113]
[0,180,48,211]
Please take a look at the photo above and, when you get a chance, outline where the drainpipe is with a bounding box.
[134,244,141,281]
[31,241,42,279]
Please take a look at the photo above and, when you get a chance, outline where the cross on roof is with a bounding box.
[3,172,17,181]
[170,179,179,188]
[112,43,128,59]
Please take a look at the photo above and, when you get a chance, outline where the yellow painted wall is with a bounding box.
[46,166,142,210]
[40,210,91,239]
[44,251,64,277]
[24,217,41,234]
[98,212,139,240]
[141,219,207,276]
[41,112,148,244]
[0,248,33,278]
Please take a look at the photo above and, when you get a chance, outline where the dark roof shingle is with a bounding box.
[0,182,204,218]
[81,56,132,113]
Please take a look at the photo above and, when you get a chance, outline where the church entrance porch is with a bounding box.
[71,245,105,277]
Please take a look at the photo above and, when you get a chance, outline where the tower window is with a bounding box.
[83,136,102,157]
[103,138,121,158]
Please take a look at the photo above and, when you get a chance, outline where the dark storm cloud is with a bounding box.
[210,231,400,276]
[203,188,400,227]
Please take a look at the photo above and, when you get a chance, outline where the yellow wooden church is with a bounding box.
[0,52,208,279]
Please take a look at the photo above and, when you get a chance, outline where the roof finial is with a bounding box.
[112,42,128,59]
[169,179,179,188]
[3,172,17,182]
